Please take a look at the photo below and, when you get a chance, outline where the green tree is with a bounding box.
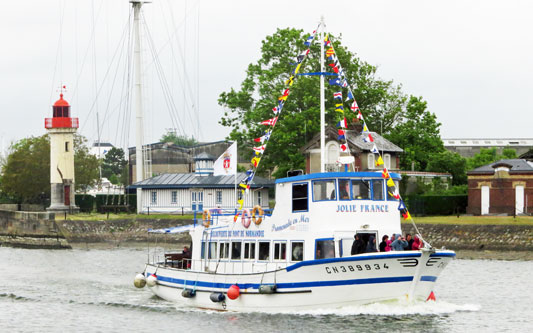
[466,147,517,170]
[385,96,444,171]
[426,150,467,185]
[218,28,406,178]
[0,134,99,202]
[161,132,197,147]
[101,147,127,184]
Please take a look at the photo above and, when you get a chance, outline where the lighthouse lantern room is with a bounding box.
[45,92,80,212]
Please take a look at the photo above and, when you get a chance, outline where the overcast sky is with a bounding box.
[1,0,532,152]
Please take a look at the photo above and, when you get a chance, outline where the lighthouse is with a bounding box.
[44,92,80,212]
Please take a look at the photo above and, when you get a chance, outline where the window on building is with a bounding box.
[386,179,400,201]
[243,242,256,260]
[368,154,375,169]
[291,242,304,261]
[216,190,222,205]
[372,180,384,200]
[384,154,391,169]
[208,241,217,259]
[273,242,287,261]
[65,141,69,152]
[339,179,351,200]
[219,242,229,259]
[313,180,336,201]
[352,180,370,200]
[258,241,270,261]
[231,241,242,260]
[151,191,157,204]
[257,190,262,206]
[171,191,177,204]
[292,183,308,212]
[315,239,335,259]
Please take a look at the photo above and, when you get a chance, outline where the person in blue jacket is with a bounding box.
[390,234,408,251]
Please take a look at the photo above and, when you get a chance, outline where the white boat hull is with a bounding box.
[144,250,454,312]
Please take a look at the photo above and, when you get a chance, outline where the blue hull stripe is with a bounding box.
[420,275,438,282]
[152,275,437,290]
[430,252,456,258]
[286,253,421,272]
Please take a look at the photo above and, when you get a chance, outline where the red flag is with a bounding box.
[328,63,339,73]
[350,101,359,111]
[260,117,278,126]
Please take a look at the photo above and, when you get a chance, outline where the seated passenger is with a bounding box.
[365,235,377,253]
[379,235,389,252]
[390,234,408,251]
[351,234,365,255]
[182,246,191,258]
[405,234,414,250]
[339,180,350,199]
[412,236,423,250]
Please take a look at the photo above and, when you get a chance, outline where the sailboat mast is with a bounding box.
[319,16,326,173]
[132,0,145,213]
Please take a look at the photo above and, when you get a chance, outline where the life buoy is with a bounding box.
[241,209,251,228]
[252,205,264,225]
[202,210,211,228]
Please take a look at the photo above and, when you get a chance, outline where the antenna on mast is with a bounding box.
[320,16,326,173]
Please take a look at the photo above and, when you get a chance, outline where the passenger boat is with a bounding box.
[133,18,455,312]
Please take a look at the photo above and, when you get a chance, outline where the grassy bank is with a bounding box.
[404,215,533,226]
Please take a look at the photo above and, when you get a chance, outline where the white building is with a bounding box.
[129,153,274,214]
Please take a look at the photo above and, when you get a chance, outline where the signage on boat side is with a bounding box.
[271,214,309,232]
[336,204,389,213]
[210,229,265,238]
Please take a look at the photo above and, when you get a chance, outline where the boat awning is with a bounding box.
[148,224,195,234]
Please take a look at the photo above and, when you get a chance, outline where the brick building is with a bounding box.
[467,159,533,215]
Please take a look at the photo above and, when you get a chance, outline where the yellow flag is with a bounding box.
[375,156,384,166]
[239,183,248,190]
[387,178,395,187]
[278,95,288,101]
[238,199,244,210]
[403,211,412,221]
[363,124,369,132]
[252,156,261,167]
[286,76,295,86]
[294,63,302,75]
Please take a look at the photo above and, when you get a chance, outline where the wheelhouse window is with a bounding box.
[243,241,256,260]
[208,241,217,259]
[315,239,335,259]
[313,180,336,201]
[231,241,242,260]
[292,183,308,212]
[339,179,351,200]
[352,180,370,200]
[372,180,384,200]
[219,242,230,259]
[171,191,177,204]
[258,241,270,261]
[387,179,400,201]
[291,241,304,261]
[151,191,157,204]
[201,241,206,259]
[273,242,287,261]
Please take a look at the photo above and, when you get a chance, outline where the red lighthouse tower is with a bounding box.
[45,92,80,212]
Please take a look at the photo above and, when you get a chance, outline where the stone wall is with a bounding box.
[402,223,533,251]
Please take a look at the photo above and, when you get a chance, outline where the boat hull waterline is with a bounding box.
[143,250,454,312]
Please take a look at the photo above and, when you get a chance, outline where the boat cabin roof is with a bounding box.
[276,171,401,184]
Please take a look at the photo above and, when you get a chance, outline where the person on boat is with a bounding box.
[351,234,365,255]
[390,234,408,251]
[405,234,414,250]
[365,236,377,253]
[339,180,350,200]
[379,235,389,252]
[412,236,423,250]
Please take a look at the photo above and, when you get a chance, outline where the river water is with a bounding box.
[0,247,531,332]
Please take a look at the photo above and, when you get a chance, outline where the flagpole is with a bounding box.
[320,16,326,173]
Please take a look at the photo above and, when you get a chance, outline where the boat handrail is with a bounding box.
[152,255,288,274]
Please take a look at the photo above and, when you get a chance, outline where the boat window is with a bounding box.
[231,241,242,260]
[292,183,308,212]
[386,179,400,201]
[313,180,336,201]
[201,241,206,259]
[258,241,270,261]
[372,180,384,200]
[339,179,351,200]
[291,242,304,261]
[273,242,287,261]
[315,239,335,259]
[243,241,256,260]
[219,242,229,259]
[352,180,370,200]
[208,241,217,259]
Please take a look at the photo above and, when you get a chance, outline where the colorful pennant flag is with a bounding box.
[294,63,302,75]
[363,124,369,132]
[260,117,278,126]
[326,47,335,59]
[254,131,271,143]
[272,106,280,114]
[357,110,364,120]
[335,104,344,112]
[389,189,400,200]
[324,34,330,46]
[342,80,348,88]
[251,156,261,168]
[340,143,348,152]
[338,129,346,140]
[253,145,266,154]
[382,168,390,179]
[402,211,412,221]
[304,35,314,46]
[337,118,347,128]
[370,144,379,154]
[375,156,384,166]
[387,178,395,187]
[329,78,342,86]
[350,101,359,111]
[286,76,295,86]
[362,133,374,143]
[398,200,406,211]
[329,63,339,74]
[333,91,342,100]
[245,170,254,183]
[346,91,354,101]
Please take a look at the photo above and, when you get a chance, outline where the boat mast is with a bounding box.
[132,0,147,213]
[320,16,326,173]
